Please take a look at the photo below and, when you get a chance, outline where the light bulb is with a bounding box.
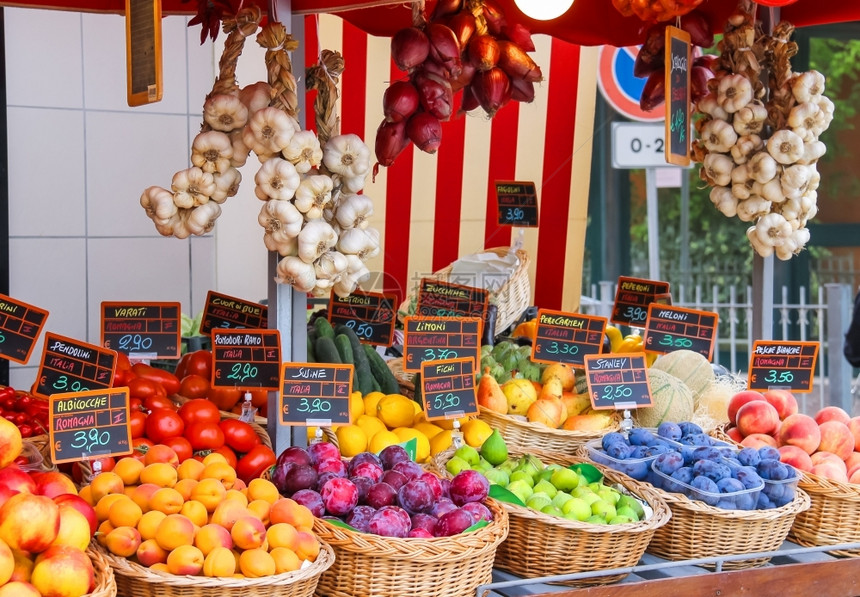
[514,0,575,21]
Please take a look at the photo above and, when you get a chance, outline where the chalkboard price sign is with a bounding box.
[416,280,488,320]
[212,329,281,391]
[34,333,117,399]
[531,309,608,367]
[101,301,181,358]
[328,291,397,347]
[280,363,353,426]
[200,291,268,333]
[665,25,691,167]
[611,277,671,327]
[403,317,482,373]
[496,181,539,227]
[0,293,49,364]
[584,353,653,411]
[49,387,132,464]
[420,358,479,421]
[748,341,819,393]
[643,304,718,360]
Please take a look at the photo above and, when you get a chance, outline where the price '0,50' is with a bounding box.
[227,362,258,383]
[432,393,460,411]
[118,334,153,352]
[295,398,332,414]
[69,428,110,451]
[765,370,794,384]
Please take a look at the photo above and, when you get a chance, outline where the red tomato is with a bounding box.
[130,410,147,439]
[132,437,154,462]
[236,445,276,484]
[129,397,144,412]
[116,351,133,373]
[207,387,243,412]
[128,377,166,400]
[144,409,185,443]
[132,363,181,395]
[143,395,176,412]
[186,422,225,451]
[219,419,261,454]
[179,375,210,400]
[211,445,238,469]
[185,350,213,379]
[177,398,221,428]
[247,389,268,408]
[0,387,15,401]
[163,435,193,462]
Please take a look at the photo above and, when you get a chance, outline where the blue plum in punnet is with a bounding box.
[692,446,722,462]
[628,428,656,446]
[657,422,682,441]
[757,492,775,509]
[629,446,651,459]
[735,466,763,490]
[758,446,781,462]
[601,432,626,451]
[679,422,704,437]
[717,477,745,494]
[605,441,632,460]
[758,459,790,481]
[654,451,684,476]
[692,459,731,483]
[690,475,720,505]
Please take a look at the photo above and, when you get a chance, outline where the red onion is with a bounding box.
[391,27,431,72]
[473,67,512,117]
[375,118,410,167]
[510,77,535,103]
[468,35,500,72]
[413,71,454,121]
[448,11,477,49]
[691,65,714,102]
[431,0,462,20]
[501,23,535,53]
[497,41,542,83]
[694,54,718,70]
[634,24,666,78]
[681,10,714,48]
[407,111,443,154]
[480,0,506,36]
[419,58,448,78]
[427,23,462,78]
[383,81,420,123]
[449,60,476,92]
[639,71,665,112]
[460,84,480,113]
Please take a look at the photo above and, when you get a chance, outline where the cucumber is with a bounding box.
[336,325,373,395]
[334,334,354,365]
[314,336,341,364]
[412,372,424,411]
[314,317,336,340]
[306,335,316,362]
[369,375,382,393]
[364,344,400,395]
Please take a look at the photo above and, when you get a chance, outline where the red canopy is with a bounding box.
[2,0,858,46]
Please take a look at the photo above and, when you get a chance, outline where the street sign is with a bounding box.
[597,46,664,123]
[612,122,668,169]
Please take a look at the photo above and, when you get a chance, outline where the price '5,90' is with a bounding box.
[70,428,110,452]
[432,393,460,411]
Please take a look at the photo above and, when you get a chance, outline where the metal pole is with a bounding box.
[679,169,690,289]
[645,167,660,280]
[826,283,853,411]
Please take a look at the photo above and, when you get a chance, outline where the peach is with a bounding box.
[149,487,184,515]
[845,451,860,474]
[818,420,855,461]
[155,514,196,551]
[0,466,36,495]
[31,545,95,597]
[740,433,778,450]
[0,581,40,597]
[727,390,766,425]
[0,419,22,470]
[0,486,19,510]
[815,406,851,426]
[777,413,821,455]
[849,468,860,485]
[211,500,250,532]
[136,510,167,541]
[104,526,142,558]
[810,451,846,470]
[270,547,301,573]
[167,544,204,576]
[0,536,12,584]
[848,417,860,451]
[812,460,849,483]
[762,389,798,420]
[136,538,168,567]
[203,546,236,577]
[238,548,276,578]
[33,471,77,499]
[736,400,780,437]
[179,499,209,528]
[54,494,98,536]
[89,471,125,503]
[778,445,814,473]
[10,547,33,582]
[231,515,266,550]
[190,478,227,513]
[50,505,92,551]
[0,493,60,552]
[195,523,233,556]
[725,426,744,444]
[129,483,160,512]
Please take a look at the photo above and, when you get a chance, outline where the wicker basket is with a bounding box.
[99,541,334,597]
[386,357,417,399]
[88,544,118,597]
[433,448,671,587]
[398,246,531,334]
[312,499,508,597]
[789,469,860,556]
[478,406,622,456]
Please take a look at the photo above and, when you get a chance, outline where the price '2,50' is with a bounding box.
[118,334,153,352]
[764,370,794,384]
[346,320,373,339]
[432,393,460,411]
[227,362,258,383]
[70,428,110,452]
[600,385,633,402]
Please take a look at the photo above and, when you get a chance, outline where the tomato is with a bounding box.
[132,437,155,461]
[175,352,190,380]
[129,397,144,412]
[128,377,166,401]
[18,424,33,438]
[177,398,221,428]
[132,363,180,395]
[247,389,268,408]
[207,386,243,412]
[143,395,176,412]
[236,444,276,484]
[144,409,185,443]
[219,419,261,454]
[0,387,15,401]
[130,410,147,439]
[179,374,210,400]
[73,456,115,483]
[183,350,213,380]
[186,422,225,451]
[211,445,238,469]
[163,435,193,462]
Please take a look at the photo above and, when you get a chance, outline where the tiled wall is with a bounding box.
[5,7,271,387]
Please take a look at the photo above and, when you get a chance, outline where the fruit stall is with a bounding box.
[2,0,860,596]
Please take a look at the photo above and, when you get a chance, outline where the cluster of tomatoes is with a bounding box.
[0,385,49,439]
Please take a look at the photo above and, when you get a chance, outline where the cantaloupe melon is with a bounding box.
[650,350,715,404]
[633,369,695,428]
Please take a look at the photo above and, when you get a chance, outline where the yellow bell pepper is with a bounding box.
[512,318,537,341]
[605,326,623,352]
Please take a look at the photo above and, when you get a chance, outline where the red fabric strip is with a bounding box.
[303,15,319,133]
[483,100,519,250]
[432,95,466,272]
[340,21,367,137]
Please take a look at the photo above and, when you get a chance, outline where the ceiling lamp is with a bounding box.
[514,0,575,21]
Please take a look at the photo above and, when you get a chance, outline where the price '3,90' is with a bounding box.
[70,428,110,451]
[295,398,332,414]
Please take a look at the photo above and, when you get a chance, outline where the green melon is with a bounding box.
[633,368,695,428]
[650,349,715,402]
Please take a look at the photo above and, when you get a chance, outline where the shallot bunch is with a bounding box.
[374,0,543,172]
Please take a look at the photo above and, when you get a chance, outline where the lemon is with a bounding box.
[350,391,364,421]
[411,400,422,416]
[377,394,415,429]
[368,430,401,454]
[393,427,430,463]
[429,429,454,456]
[435,416,472,431]
[461,419,493,448]
[335,425,368,457]
[363,392,385,417]
[355,414,387,440]
[413,422,444,440]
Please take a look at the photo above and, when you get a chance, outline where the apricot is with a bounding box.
[231,515,266,550]
[294,530,320,562]
[139,463,178,488]
[179,500,209,528]
[136,538,168,567]
[238,548,276,578]
[203,546,236,577]
[113,457,145,486]
[167,544,205,575]
[190,478,227,513]
[246,478,280,504]
[89,472,125,503]
[194,523,233,556]
[104,526,142,558]
[136,510,167,541]
[155,514,195,551]
[266,523,299,551]
[201,462,236,489]
[270,547,301,574]
[269,498,313,532]
[174,478,199,502]
[108,496,143,528]
[177,458,206,481]
[211,500,250,532]
[95,494,129,522]
[149,487,184,515]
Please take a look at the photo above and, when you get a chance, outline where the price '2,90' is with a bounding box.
[118,334,153,352]
[227,363,258,383]
[53,376,88,392]
[659,335,692,348]
[70,428,110,452]
[346,320,373,339]
[601,385,633,402]
[296,398,332,414]
[424,348,459,361]
[765,370,794,384]
[432,393,460,411]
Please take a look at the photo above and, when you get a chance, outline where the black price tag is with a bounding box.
[402,317,482,373]
[280,363,353,426]
[0,293,49,364]
[34,333,116,399]
[531,309,608,367]
[665,25,691,167]
[496,181,538,227]
[211,329,281,391]
[49,387,132,464]
[416,280,488,320]
[101,301,181,358]
[200,291,267,333]
[643,304,718,360]
[611,276,671,327]
[328,291,397,347]
[748,341,819,393]
[420,358,478,421]
[585,353,653,410]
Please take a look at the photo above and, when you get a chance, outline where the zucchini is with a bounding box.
[314,317,336,340]
[364,344,400,395]
[306,335,316,362]
[334,334,354,365]
[314,336,341,364]
[336,325,373,395]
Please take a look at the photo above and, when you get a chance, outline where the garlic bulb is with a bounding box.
[338,227,380,261]
[700,119,738,154]
[730,165,755,200]
[791,70,825,103]
[797,140,826,165]
[254,158,301,201]
[298,220,338,264]
[747,152,778,184]
[293,175,334,220]
[747,225,774,258]
[263,231,298,257]
[717,74,753,113]
[203,94,249,133]
[258,200,303,245]
[245,107,299,155]
[780,164,812,200]
[696,93,730,121]
[736,196,771,223]
[210,167,242,204]
[730,134,763,165]
[756,177,786,204]
[702,153,733,187]
[754,212,792,249]
[323,134,372,179]
[191,130,233,174]
[335,194,374,230]
[172,167,215,208]
[275,255,316,293]
[140,186,178,225]
[732,100,767,135]
[767,130,805,165]
[168,211,193,240]
[186,202,222,236]
[230,129,251,168]
[282,131,323,174]
[710,186,738,218]
[314,251,349,290]
[238,82,273,116]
